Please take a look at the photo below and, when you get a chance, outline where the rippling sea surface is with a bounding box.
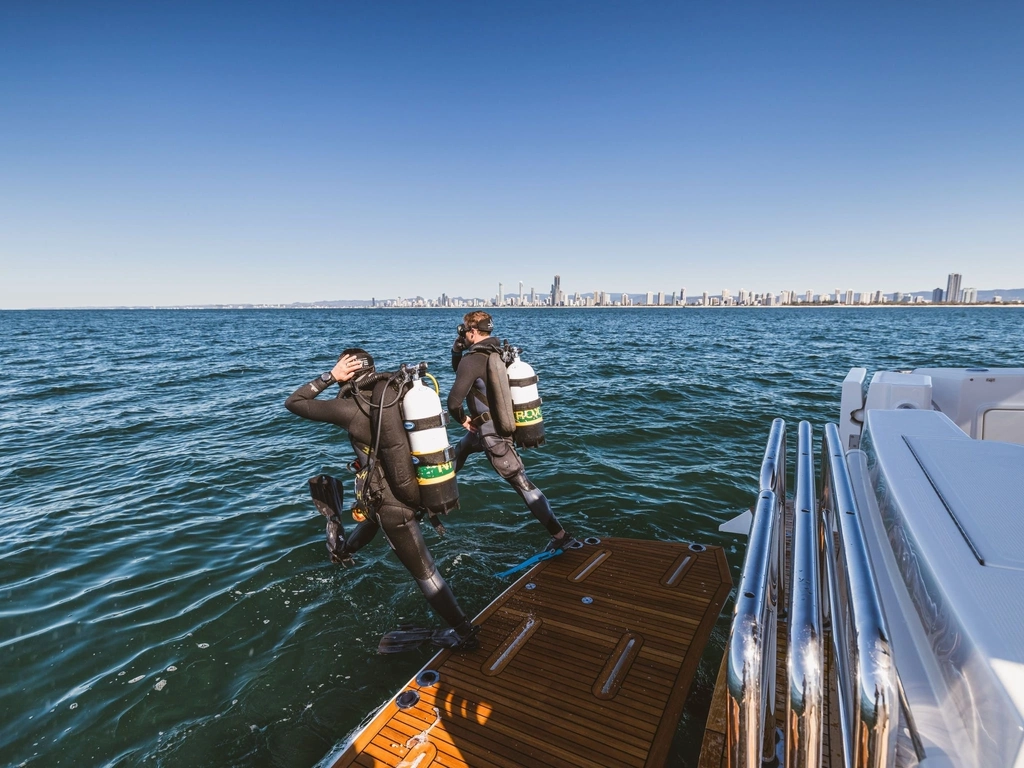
[1,307,1020,767]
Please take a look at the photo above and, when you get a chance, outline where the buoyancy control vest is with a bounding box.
[369,378,422,510]
[485,351,516,437]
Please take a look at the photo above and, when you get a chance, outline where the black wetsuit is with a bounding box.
[285,375,468,630]
[447,337,564,538]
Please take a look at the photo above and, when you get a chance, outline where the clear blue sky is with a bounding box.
[2,1,1022,307]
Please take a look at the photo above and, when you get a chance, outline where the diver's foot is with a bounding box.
[447,623,480,652]
[328,542,355,566]
[377,624,479,654]
[544,531,582,553]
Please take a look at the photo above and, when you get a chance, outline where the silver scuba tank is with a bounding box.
[505,346,545,448]
[400,366,459,514]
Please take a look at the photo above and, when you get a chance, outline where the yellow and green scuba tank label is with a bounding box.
[416,461,455,485]
[514,405,543,427]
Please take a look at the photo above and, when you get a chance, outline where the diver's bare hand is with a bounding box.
[461,417,476,432]
[331,354,364,383]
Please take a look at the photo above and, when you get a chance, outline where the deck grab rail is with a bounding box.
[820,423,898,768]
[727,418,786,768]
[786,421,824,767]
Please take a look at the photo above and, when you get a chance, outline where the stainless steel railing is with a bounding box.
[786,421,824,767]
[820,423,898,768]
[728,418,786,768]
[759,418,788,615]
[727,419,898,768]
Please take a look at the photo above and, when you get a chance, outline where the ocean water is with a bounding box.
[1,307,1019,767]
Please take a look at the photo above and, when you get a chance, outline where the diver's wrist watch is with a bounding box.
[319,372,335,385]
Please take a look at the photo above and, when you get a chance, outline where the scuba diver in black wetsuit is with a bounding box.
[284,349,478,653]
[448,312,578,552]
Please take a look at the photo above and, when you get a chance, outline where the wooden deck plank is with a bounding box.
[329,537,731,768]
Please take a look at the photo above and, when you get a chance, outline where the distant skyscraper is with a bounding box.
[946,273,962,304]
[701,291,708,306]
[498,282,503,306]
[656,291,665,306]
[519,281,524,305]
[845,289,854,305]
[530,287,536,306]
[932,287,944,303]
[550,275,563,306]
[805,290,813,304]
[679,287,686,305]
[645,291,654,305]
[963,287,978,304]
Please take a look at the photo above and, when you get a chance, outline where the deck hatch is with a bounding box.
[904,436,1024,570]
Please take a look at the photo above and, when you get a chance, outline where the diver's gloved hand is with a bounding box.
[451,337,467,372]
[326,516,354,567]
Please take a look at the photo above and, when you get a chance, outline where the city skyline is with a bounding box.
[2,3,1024,309]
[12,269,1024,310]
[367,272,1015,309]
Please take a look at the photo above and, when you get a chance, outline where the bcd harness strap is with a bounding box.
[508,375,538,387]
[404,413,449,430]
[413,445,455,465]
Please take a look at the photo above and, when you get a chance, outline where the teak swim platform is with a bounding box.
[328,537,732,768]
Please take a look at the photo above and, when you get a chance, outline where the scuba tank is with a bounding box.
[503,342,546,448]
[400,364,459,515]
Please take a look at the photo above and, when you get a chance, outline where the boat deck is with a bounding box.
[329,537,732,768]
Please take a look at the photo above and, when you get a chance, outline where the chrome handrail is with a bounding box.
[820,423,898,768]
[759,418,788,614]
[727,419,786,768]
[786,421,823,767]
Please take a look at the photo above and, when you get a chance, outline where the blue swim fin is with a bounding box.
[495,549,562,579]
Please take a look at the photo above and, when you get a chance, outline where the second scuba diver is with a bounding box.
[448,311,578,552]
[284,349,479,653]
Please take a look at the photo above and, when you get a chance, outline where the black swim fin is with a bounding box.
[309,474,345,519]
[308,474,353,565]
[377,624,480,654]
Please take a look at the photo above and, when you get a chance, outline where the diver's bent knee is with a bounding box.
[507,471,534,491]
[415,571,448,599]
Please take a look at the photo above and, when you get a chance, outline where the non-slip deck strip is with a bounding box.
[329,537,732,768]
